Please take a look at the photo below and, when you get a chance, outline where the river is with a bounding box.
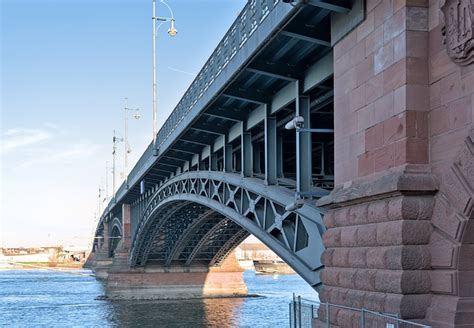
[0,269,318,327]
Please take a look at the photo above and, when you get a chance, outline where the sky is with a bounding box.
[0,0,248,248]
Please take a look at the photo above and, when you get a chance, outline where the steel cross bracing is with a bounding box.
[92,0,353,291]
[129,171,326,288]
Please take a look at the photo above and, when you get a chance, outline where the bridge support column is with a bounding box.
[265,116,277,185]
[105,252,247,300]
[92,221,113,279]
[318,0,474,325]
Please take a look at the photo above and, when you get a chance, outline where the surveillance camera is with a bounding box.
[285,198,304,212]
[285,116,304,130]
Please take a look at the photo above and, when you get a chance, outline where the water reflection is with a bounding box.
[0,269,317,327]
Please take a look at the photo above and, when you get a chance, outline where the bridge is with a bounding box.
[88,0,474,326]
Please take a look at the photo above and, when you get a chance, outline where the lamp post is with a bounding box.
[112,130,123,199]
[123,97,140,174]
[152,0,177,140]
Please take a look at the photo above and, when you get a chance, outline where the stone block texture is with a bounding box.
[324,0,474,324]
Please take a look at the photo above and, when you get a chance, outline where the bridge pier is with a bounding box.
[105,252,247,300]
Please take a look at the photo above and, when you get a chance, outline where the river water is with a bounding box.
[0,269,318,327]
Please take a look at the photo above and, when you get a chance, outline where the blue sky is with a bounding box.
[1,0,246,247]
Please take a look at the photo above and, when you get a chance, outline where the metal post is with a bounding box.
[124,97,129,172]
[296,92,312,193]
[152,0,157,140]
[320,142,325,176]
[112,130,117,198]
[242,132,252,177]
[298,296,302,328]
[224,141,233,173]
[361,308,365,328]
[265,116,277,185]
[277,134,283,178]
[253,142,261,174]
[326,302,330,328]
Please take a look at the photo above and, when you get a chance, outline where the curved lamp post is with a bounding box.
[152,0,177,140]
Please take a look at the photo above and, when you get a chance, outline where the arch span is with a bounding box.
[129,171,326,288]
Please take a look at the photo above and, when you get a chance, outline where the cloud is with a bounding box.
[1,128,52,154]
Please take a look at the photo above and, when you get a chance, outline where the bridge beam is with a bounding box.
[265,115,277,185]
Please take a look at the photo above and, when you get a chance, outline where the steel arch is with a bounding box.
[129,171,326,288]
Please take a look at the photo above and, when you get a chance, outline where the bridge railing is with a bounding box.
[154,0,278,149]
[289,295,432,328]
[110,0,282,209]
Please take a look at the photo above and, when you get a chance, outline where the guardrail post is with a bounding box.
[326,303,330,328]
[361,308,365,328]
[298,296,302,328]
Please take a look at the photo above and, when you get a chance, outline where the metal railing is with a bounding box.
[107,0,284,213]
[289,295,432,328]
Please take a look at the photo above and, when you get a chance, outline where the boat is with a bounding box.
[253,259,295,274]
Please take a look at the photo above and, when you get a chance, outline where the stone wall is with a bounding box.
[319,0,474,325]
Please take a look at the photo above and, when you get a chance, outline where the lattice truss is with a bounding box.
[129,171,325,286]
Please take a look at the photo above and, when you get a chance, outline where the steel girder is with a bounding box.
[129,170,326,288]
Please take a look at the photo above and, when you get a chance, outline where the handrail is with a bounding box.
[103,0,283,216]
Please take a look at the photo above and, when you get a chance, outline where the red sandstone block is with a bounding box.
[351,131,366,157]
[334,29,357,61]
[366,73,385,103]
[321,267,340,286]
[375,270,403,293]
[365,123,384,152]
[356,224,378,246]
[351,84,367,112]
[457,271,474,297]
[350,39,367,67]
[393,0,428,12]
[429,105,449,136]
[334,207,351,227]
[332,248,350,267]
[443,165,472,215]
[374,145,393,171]
[348,248,369,268]
[344,289,367,308]
[383,59,407,93]
[406,31,429,58]
[323,228,342,248]
[383,6,405,41]
[429,49,458,84]
[430,125,471,165]
[336,68,357,97]
[384,294,431,319]
[441,71,463,105]
[449,95,472,130]
[367,199,389,223]
[374,0,393,28]
[366,247,388,268]
[338,268,358,288]
[367,0,383,12]
[376,220,430,245]
[375,92,395,125]
[358,151,375,176]
[340,226,359,247]
[363,291,386,312]
[321,248,335,266]
[460,70,474,96]
[356,55,374,87]
[429,25,443,57]
[357,11,375,42]
[430,79,441,109]
[349,204,369,225]
[406,57,429,84]
[354,269,377,290]
[430,197,463,243]
[406,137,429,164]
[430,271,455,294]
[357,103,375,130]
[406,7,428,31]
[383,114,406,144]
[365,25,384,55]
[335,51,351,77]
[374,40,394,75]
[457,245,474,270]
[323,210,336,228]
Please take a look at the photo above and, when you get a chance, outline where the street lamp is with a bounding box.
[123,97,140,174]
[152,0,177,140]
[112,130,124,199]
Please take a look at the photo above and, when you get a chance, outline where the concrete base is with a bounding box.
[105,269,248,300]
